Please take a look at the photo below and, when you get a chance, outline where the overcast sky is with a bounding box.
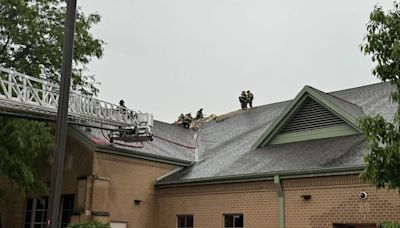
[78,0,393,123]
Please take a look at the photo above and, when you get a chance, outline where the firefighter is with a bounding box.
[177,113,185,126]
[182,113,193,129]
[247,90,254,108]
[239,91,247,110]
[118,99,127,114]
[196,108,204,120]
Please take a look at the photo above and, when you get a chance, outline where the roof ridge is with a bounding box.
[326,92,360,107]
[305,85,365,119]
[307,85,362,109]
[328,81,387,94]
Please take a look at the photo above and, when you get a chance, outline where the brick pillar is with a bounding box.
[71,175,110,223]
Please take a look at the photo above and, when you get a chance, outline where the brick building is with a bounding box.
[1,82,400,228]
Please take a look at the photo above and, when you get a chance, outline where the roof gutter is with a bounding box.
[155,165,365,187]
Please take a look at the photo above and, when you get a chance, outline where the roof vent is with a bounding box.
[280,97,346,134]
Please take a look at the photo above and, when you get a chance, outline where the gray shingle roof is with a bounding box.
[329,82,396,121]
[157,82,396,184]
[160,134,366,183]
[73,120,197,161]
[73,82,396,184]
[309,86,366,120]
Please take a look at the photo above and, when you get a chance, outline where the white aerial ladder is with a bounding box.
[0,66,153,143]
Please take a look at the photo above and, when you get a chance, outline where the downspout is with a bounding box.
[274,175,285,228]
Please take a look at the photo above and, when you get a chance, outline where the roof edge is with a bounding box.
[155,165,365,188]
[95,145,194,167]
[68,126,98,149]
[69,126,193,167]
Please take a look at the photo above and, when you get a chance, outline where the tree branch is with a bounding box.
[11,43,33,64]
[0,34,10,55]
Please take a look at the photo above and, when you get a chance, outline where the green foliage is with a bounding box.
[380,221,400,228]
[67,221,111,228]
[360,2,400,189]
[0,0,104,95]
[0,0,104,197]
[0,117,53,197]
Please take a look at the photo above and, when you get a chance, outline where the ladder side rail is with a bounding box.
[8,70,12,99]
[0,74,12,98]
[0,66,59,88]
[8,73,20,102]
[22,75,27,102]
[0,68,53,108]
[42,83,56,106]
[25,77,44,106]
[68,94,78,113]
[0,67,153,136]
[1,67,57,108]
[65,91,136,125]
[12,73,33,104]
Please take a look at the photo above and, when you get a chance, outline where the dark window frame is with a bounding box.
[224,213,243,228]
[333,224,377,228]
[177,214,193,228]
[24,194,74,228]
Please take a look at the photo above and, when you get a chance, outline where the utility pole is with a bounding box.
[46,0,77,227]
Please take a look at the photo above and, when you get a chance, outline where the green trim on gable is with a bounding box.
[251,86,363,149]
[269,125,358,145]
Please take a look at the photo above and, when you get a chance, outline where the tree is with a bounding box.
[0,118,53,197]
[359,2,400,189]
[0,0,104,198]
[0,0,104,95]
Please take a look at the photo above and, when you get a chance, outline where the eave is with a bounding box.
[155,165,365,188]
[69,126,193,167]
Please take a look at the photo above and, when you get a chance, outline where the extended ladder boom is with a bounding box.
[0,66,153,142]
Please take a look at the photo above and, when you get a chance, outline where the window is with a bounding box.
[224,214,243,228]
[24,195,74,228]
[177,215,193,228]
[24,197,48,228]
[60,195,74,227]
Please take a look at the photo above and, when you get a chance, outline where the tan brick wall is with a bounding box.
[0,134,93,228]
[283,175,400,228]
[158,182,279,228]
[158,175,400,228]
[92,152,177,228]
[2,131,400,228]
